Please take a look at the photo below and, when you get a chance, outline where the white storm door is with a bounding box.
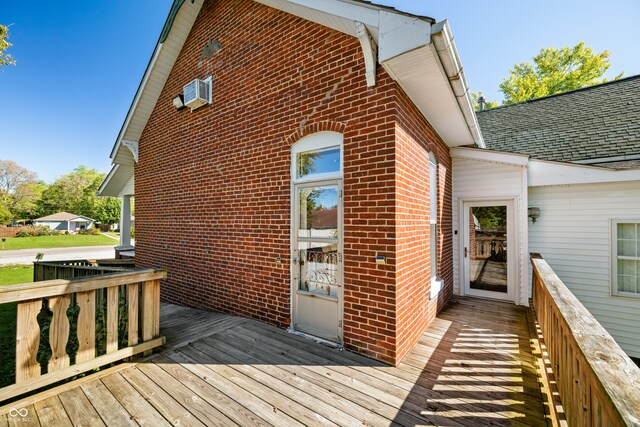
[292,180,343,343]
[463,200,515,302]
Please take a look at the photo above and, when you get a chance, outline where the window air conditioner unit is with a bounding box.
[183,77,212,111]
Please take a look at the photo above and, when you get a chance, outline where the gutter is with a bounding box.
[430,20,485,148]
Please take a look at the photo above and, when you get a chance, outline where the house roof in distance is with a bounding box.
[477,75,640,167]
[34,212,94,222]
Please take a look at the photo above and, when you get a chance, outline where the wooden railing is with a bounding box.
[33,259,136,282]
[0,269,166,403]
[531,254,640,426]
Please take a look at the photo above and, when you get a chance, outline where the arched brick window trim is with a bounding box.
[284,121,348,147]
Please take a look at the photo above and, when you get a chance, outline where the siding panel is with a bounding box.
[529,181,640,358]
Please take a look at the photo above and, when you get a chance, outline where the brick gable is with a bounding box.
[135,0,452,365]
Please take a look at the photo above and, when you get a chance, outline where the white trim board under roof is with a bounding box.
[100,0,485,197]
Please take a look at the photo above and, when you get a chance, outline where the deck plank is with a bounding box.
[6,297,551,427]
[119,366,209,427]
[58,387,106,427]
[134,361,243,427]
[100,373,171,427]
[33,396,72,427]
[80,378,138,427]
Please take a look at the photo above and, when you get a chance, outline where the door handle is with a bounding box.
[464,247,468,258]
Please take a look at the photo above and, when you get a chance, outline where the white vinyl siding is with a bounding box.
[528,181,640,358]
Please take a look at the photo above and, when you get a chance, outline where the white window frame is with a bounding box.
[611,219,640,298]
[429,153,443,299]
[291,132,343,184]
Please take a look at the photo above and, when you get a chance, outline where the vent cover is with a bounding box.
[183,77,212,111]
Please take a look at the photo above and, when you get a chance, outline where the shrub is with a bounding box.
[15,226,59,237]
[78,227,101,235]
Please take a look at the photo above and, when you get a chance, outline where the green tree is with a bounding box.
[0,204,11,224]
[499,42,622,104]
[0,160,38,220]
[93,197,120,226]
[38,166,105,219]
[0,24,16,70]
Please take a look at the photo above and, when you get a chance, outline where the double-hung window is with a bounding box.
[612,220,640,297]
[429,153,439,286]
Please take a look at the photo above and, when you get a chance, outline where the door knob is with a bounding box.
[464,247,468,258]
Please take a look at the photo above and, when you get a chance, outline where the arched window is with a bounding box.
[291,132,343,183]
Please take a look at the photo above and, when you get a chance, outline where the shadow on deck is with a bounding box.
[0,297,552,426]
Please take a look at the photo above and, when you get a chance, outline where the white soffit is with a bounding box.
[529,160,640,187]
[451,147,529,167]
[383,45,474,147]
[98,164,134,197]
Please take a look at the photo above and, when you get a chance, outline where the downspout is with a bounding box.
[431,20,485,148]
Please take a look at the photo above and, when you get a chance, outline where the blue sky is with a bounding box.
[1,1,638,183]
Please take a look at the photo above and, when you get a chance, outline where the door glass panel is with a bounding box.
[298,186,338,239]
[469,206,507,294]
[297,241,338,297]
[296,147,340,179]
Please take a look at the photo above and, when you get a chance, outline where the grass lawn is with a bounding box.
[1,234,116,250]
[0,265,33,388]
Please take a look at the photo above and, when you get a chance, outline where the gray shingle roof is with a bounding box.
[477,75,640,165]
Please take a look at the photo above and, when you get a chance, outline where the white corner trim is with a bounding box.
[122,140,139,163]
[355,21,377,87]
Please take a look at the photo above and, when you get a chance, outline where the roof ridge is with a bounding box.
[478,73,640,113]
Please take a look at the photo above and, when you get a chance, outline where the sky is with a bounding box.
[0,1,638,183]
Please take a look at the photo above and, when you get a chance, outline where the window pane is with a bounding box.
[297,147,340,179]
[618,239,637,258]
[298,186,338,239]
[617,274,636,293]
[618,223,636,240]
[430,223,437,279]
[618,259,636,277]
[298,241,338,296]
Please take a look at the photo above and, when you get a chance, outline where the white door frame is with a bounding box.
[290,179,344,344]
[462,198,517,302]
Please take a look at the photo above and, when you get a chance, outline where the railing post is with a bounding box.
[76,290,96,363]
[15,301,41,382]
[48,295,71,372]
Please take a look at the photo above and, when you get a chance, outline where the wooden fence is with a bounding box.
[0,227,28,238]
[0,269,166,403]
[33,259,136,282]
[531,254,640,426]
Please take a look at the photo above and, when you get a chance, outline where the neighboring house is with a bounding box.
[97,0,639,365]
[471,76,640,359]
[34,212,96,232]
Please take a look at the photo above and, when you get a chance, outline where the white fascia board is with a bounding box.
[451,147,529,167]
[529,159,640,187]
[108,0,204,163]
[274,0,379,26]
[109,44,164,162]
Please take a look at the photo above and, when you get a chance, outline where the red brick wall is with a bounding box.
[135,0,451,365]
[394,89,453,363]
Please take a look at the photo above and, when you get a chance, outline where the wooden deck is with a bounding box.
[0,297,552,426]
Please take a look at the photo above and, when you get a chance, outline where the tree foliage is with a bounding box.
[0,160,38,220]
[499,42,622,104]
[0,24,16,70]
[37,166,120,225]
